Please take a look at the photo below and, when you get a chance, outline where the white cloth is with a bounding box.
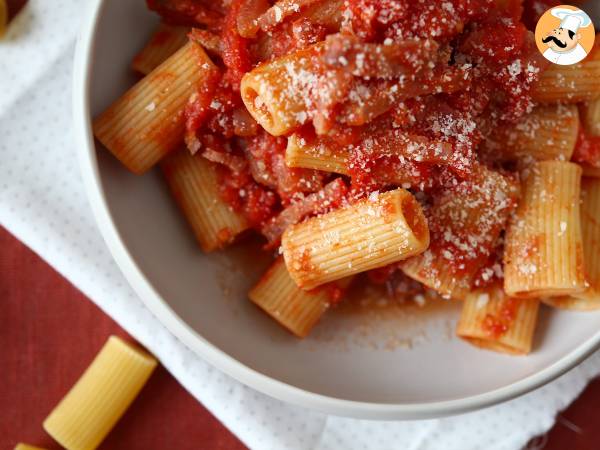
[543,44,588,65]
[2,2,600,450]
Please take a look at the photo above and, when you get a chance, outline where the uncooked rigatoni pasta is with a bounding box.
[43,337,157,450]
[94,1,600,351]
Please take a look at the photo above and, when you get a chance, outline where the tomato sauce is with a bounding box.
[153,0,545,293]
[482,297,520,339]
[573,126,600,169]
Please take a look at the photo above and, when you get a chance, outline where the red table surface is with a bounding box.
[2,227,600,449]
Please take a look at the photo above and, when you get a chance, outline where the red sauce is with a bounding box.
[573,126,600,169]
[150,0,546,298]
[482,297,520,339]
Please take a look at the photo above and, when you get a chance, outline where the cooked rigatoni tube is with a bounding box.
[457,287,539,355]
[543,178,600,310]
[14,445,47,450]
[282,189,429,290]
[94,42,217,174]
[161,149,249,252]
[483,105,579,162]
[241,45,320,136]
[401,166,518,300]
[249,257,351,337]
[531,55,600,103]
[132,24,190,75]
[581,99,600,136]
[504,161,586,298]
[43,336,157,450]
[285,133,348,174]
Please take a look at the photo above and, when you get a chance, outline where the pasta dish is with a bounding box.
[93,0,600,355]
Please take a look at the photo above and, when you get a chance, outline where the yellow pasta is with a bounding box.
[161,149,249,252]
[132,24,190,75]
[249,257,351,337]
[282,189,429,290]
[285,133,348,174]
[580,98,600,136]
[457,286,539,355]
[43,336,157,450]
[482,105,579,162]
[504,161,586,298]
[241,45,320,136]
[531,55,600,103]
[94,42,217,174]
[14,445,47,450]
[543,178,600,310]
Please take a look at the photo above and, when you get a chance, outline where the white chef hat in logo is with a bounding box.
[551,7,592,34]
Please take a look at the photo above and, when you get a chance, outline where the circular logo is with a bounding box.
[535,5,595,66]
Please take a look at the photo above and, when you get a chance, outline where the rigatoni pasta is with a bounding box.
[249,257,351,337]
[457,287,539,355]
[161,149,249,252]
[543,178,600,310]
[580,98,600,136]
[482,105,579,163]
[282,189,429,290]
[43,336,157,450]
[94,42,217,174]
[285,133,348,174]
[504,161,586,298]
[531,55,600,103]
[98,1,600,351]
[132,23,190,75]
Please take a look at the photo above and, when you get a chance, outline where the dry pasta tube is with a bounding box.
[581,99,600,136]
[543,178,600,310]
[457,287,539,355]
[504,161,586,298]
[161,149,249,252]
[531,55,600,103]
[285,133,348,174]
[282,189,429,290]
[249,257,351,337]
[132,24,190,75]
[43,336,157,450]
[241,44,321,136]
[483,104,579,162]
[94,42,217,174]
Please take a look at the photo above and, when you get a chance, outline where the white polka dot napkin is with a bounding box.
[2,2,600,449]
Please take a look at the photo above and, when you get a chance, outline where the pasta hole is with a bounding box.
[244,87,273,128]
[401,194,428,243]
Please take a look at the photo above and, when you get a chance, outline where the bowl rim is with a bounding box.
[73,0,600,420]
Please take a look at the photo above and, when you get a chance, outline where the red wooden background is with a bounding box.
[1,225,599,449]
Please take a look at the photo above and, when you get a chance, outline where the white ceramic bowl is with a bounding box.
[74,0,600,420]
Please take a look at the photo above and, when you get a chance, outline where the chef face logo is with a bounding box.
[535,5,595,66]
